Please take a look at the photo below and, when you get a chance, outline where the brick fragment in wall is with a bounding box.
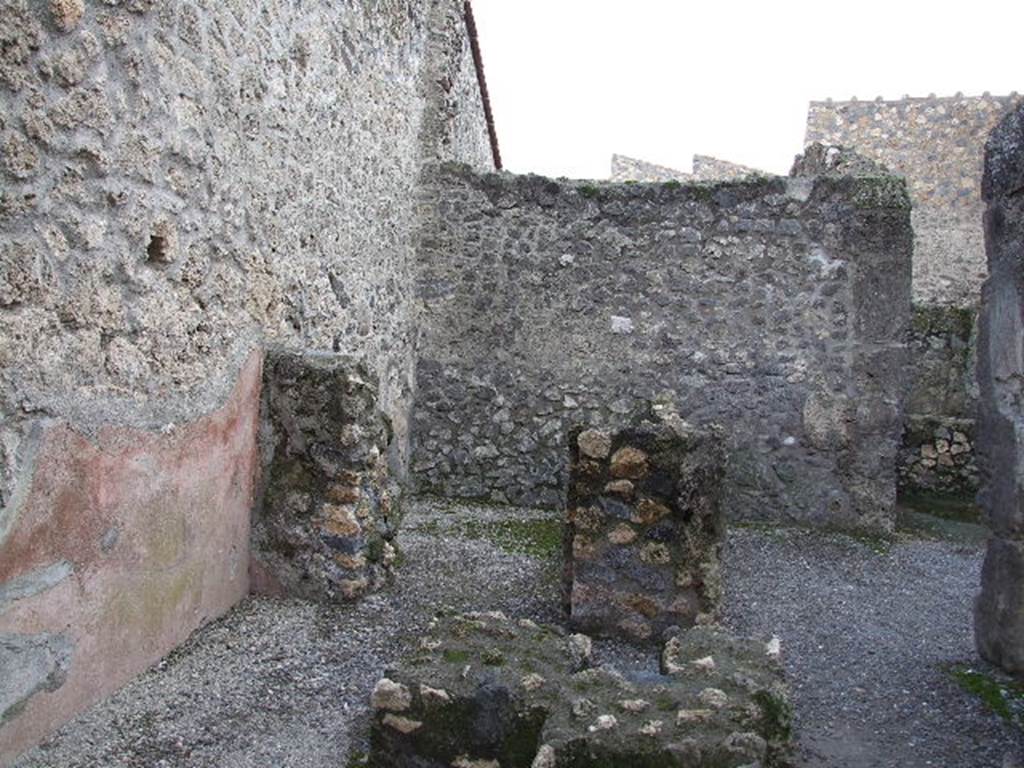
[564,400,726,643]
[253,350,402,602]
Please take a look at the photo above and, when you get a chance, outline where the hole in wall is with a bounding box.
[147,234,168,263]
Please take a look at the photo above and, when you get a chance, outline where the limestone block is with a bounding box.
[564,401,726,643]
[368,612,792,768]
[252,349,401,601]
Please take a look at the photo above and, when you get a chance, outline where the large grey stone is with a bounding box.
[976,538,1024,674]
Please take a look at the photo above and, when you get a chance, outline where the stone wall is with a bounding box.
[0,0,491,760]
[692,154,765,181]
[806,94,1020,307]
[413,162,912,532]
[974,101,1024,674]
[807,95,1021,500]
[899,306,979,496]
[611,153,763,183]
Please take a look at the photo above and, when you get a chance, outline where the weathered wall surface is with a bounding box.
[611,154,689,182]
[413,164,912,532]
[806,94,1020,307]
[899,306,979,495]
[0,0,492,760]
[611,153,763,183]
[975,102,1024,673]
[0,351,261,765]
[807,95,1020,499]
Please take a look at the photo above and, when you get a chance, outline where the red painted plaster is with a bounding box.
[0,351,262,765]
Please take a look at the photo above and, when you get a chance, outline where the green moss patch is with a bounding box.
[910,305,976,339]
[950,665,1024,728]
[455,518,564,561]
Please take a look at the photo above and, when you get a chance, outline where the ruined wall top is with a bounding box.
[807,93,1022,307]
[610,153,763,182]
[807,93,1020,212]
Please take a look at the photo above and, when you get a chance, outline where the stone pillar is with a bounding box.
[975,101,1024,673]
[563,401,726,643]
[252,350,401,601]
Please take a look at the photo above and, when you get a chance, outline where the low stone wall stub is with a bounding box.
[251,350,401,602]
[564,402,726,643]
[367,612,792,768]
[0,350,261,765]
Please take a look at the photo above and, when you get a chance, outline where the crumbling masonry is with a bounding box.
[0,0,1018,762]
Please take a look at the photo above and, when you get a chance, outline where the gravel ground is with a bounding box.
[722,524,1022,768]
[13,499,1023,768]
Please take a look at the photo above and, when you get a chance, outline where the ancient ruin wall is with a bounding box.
[975,101,1024,673]
[413,165,912,532]
[611,154,689,182]
[0,0,491,760]
[806,94,1020,307]
[611,153,763,183]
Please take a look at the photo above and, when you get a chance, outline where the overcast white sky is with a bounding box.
[470,1,1024,179]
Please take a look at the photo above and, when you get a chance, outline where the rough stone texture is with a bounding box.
[899,416,978,497]
[806,94,1021,307]
[414,161,912,532]
[692,154,766,181]
[0,0,492,758]
[0,352,261,765]
[975,101,1024,674]
[252,350,400,602]
[899,302,979,496]
[0,0,493,518]
[611,153,765,183]
[564,401,726,643]
[805,97,1021,498]
[368,611,791,768]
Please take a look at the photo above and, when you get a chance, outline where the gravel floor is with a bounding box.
[13,499,1023,768]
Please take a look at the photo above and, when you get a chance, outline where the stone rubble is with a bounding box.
[367,611,792,768]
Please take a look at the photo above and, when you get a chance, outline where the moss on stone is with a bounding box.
[442,648,471,664]
[910,304,976,339]
[950,665,1024,728]
[851,175,911,210]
